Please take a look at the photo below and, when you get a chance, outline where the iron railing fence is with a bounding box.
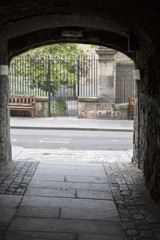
[9,56,49,97]
[9,55,99,116]
[9,55,99,98]
[115,62,135,104]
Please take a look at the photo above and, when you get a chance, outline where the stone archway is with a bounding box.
[0,0,160,201]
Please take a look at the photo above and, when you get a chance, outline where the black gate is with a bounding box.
[48,56,98,116]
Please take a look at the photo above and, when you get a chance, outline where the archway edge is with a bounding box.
[8,26,134,61]
[2,13,127,40]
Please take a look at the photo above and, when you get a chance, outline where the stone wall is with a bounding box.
[133,45,160,201]
[78,97,129,120]
[35,97,49,117]
[78,97,98,119]
[0,39,11,163]
[112,103,129,119]
[98,103,114,118]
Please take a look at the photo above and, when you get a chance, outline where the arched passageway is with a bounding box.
[0,0,160,201]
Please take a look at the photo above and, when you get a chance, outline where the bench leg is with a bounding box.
[32,109,35,118]
[129,108,131,120]
[129,107,134,120]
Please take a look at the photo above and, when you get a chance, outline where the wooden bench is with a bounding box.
[10,94,36,118]
[128,97,135,120]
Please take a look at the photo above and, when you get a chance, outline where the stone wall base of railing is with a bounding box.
[112,103,129,120]
[35,97,49,117]
[98,103,114,118]
[78,97,98,119]
[10,96,129,119]
[78,97,129,119]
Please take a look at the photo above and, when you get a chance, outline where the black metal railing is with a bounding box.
[9,55,98,97]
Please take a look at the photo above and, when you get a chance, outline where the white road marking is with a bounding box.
[39,140,69,143]
[12,139,69,144]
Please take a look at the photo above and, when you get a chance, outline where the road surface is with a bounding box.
[11,129,133,151]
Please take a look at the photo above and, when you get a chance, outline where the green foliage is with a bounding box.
[90,45,98,49]
[114,52,121,62]
[54,99,67,115]
[24,43,85,58]
[114,51,133,63]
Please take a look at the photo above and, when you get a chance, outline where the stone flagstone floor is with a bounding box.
[0,148,160,240]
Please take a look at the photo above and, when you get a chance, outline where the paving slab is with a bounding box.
[31,174,65,182]
[78,234,127,240]
[34,169,76,175]
[66,175,108,183]
[21,196,116,211]
[15,206,60,218]
[76,165,105,172]
[34,169,77,176]
[38,162,104,170]
[34,169,107,178]
[25,187,76,198]
[60,206,119,221]
[0,208,16,226]
[73,170,107,177]
[77,189,112,200]
[37,164,77,171]
[0,195,22,208]
[8,218,125,236]
[28,180,109,191]
[0,226,7,239]
[3,231,76,240]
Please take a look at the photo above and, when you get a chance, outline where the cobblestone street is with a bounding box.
[0,148,160,240]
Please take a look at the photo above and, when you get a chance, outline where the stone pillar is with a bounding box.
[96,47,116,118]
[0,38,11,163]
[134,44,160,201]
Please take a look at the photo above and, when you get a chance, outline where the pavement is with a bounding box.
[0,148,160,240]
[0,117,159,239]
[10,117,133,132]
